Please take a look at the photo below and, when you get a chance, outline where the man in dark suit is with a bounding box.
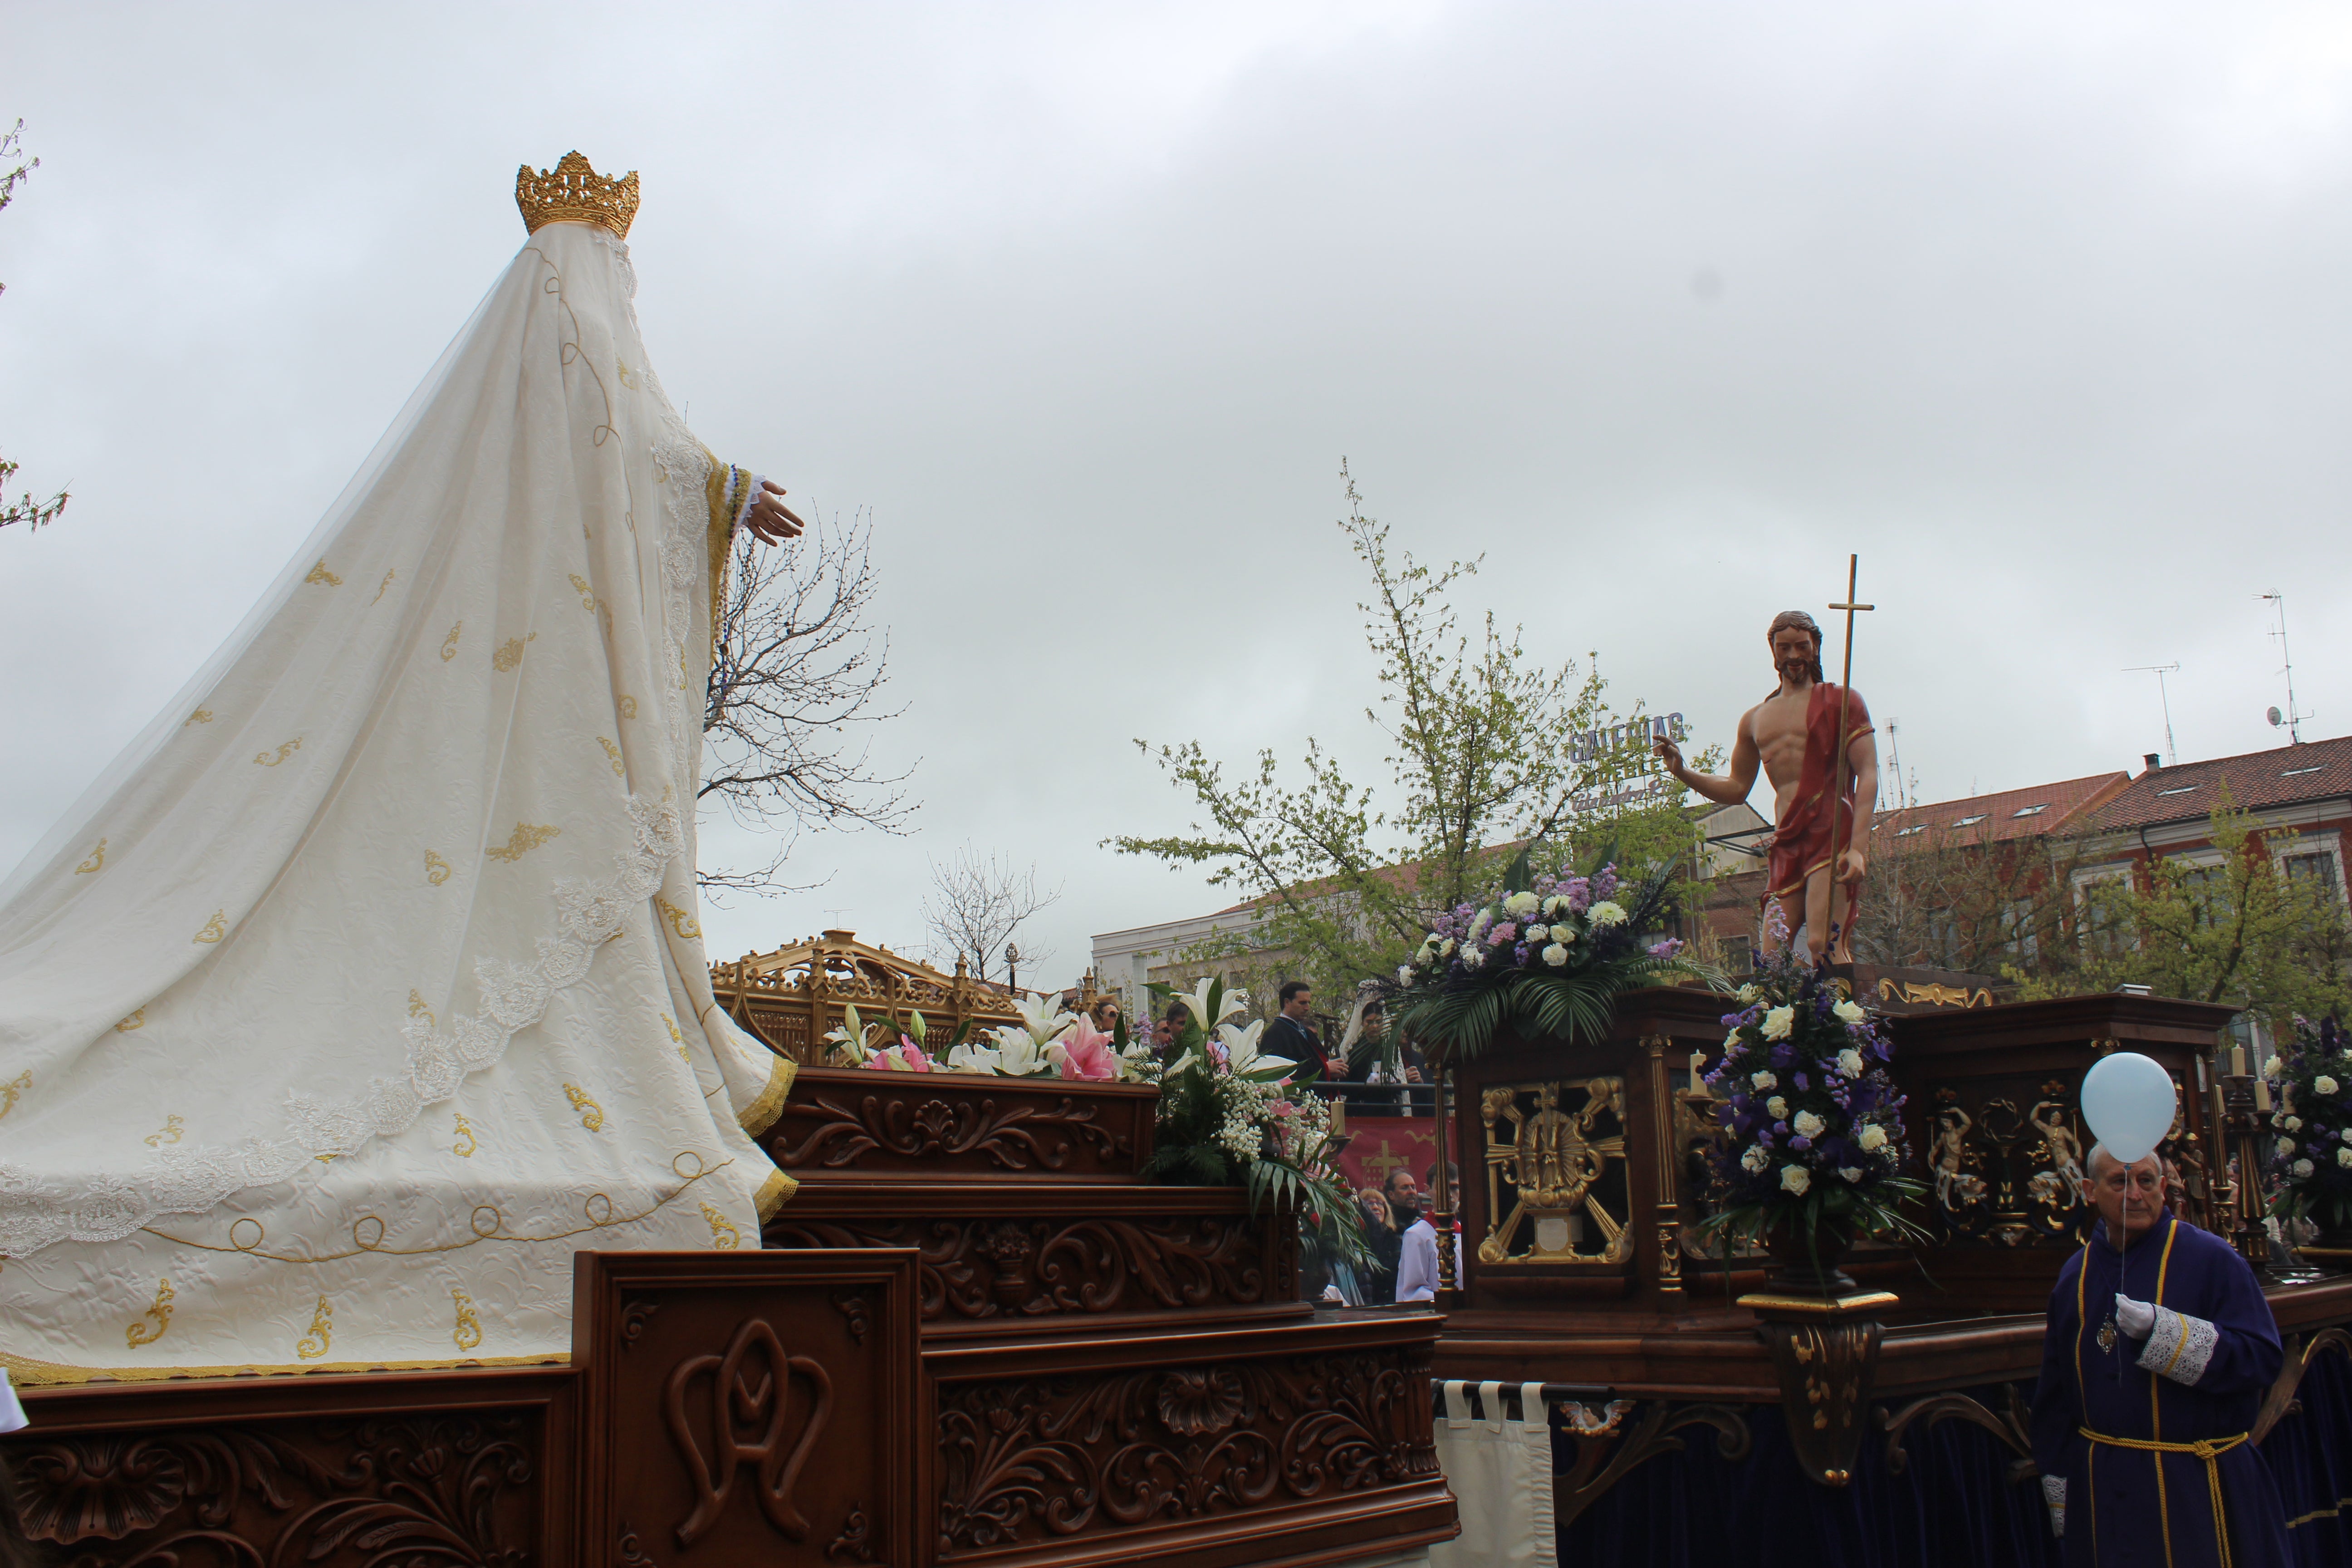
[1266,980,1334,1084]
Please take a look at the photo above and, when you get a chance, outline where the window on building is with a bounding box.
[2283,765,2323,778]
[2005,898,2039,964]
[1953,814,1987,828]
[2012,804,2048,818]
[1926,906,1960,962]
[2285,851,2342,897]
[2158,784,2199,797]
[1896,823,1928,838]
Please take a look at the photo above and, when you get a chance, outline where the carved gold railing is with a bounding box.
[711,930,1027,1065]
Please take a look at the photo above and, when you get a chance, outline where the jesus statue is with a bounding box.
[1651,609,1878,963]
[0,154,809,1382]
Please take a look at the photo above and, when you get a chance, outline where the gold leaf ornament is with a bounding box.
[371,568,395,604]
[185,708,214,725]
[425,849,452,886]
[193,910,228,944]
[116,1008,146,1033]
[0,1069,29,1119]
[485,823,561,863]
[452,1287,484,1352]
[74,838,106,874]
[407,989,437,1027]
[125,1278,175,1348]
[492,632,537,671]
[563,1083,604,1131]
[701,1201,741,1250]
[143,1113,185,1147]
[598,736,624,777]
[304,560,343,587]
[452,1113,478,1157]
[653,893,702,939]
[441,623,463,662]
[253,738,303,767]
[617,695,638,720]
[296,1295,333,1360]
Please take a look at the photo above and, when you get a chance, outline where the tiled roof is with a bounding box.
[1873,772,2132,847]
[2088,733,2352,833]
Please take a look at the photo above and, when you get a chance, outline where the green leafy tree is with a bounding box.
[2014,793,2352,1025]
[1111,465,1702,1000]
[1,119,68,534]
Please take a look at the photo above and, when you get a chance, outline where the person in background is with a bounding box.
[1267,981,1335,1086]
[1364,1177,1410,1304]
[1395,1162,1464,1303]
[1152,1002,1187,1063]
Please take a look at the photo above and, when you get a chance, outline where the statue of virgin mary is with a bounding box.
[0,155,804,1381]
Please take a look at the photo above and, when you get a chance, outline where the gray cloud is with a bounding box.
[4,1,2348,982]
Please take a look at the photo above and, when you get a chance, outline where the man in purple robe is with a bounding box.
[2031,1143,2291,1565]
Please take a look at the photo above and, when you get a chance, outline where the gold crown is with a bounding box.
[514,152,640,239]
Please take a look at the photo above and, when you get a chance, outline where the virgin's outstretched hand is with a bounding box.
[745,479,805,545]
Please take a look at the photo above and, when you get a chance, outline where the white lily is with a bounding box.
[988,1025,1054,1076]
[945,1040,1002,1074]
[1171,977,1248,1033]
[1216,1019,1296,1077]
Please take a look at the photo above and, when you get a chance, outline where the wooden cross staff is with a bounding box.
[1829,554,1873,943]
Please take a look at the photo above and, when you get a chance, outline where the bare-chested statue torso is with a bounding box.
[1652,611,1878,962]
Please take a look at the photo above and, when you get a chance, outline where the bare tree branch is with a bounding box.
[2,119,68,536]
[700,505,918,893]
[921,845,1063,985]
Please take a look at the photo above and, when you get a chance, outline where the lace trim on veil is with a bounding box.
[0,792,686,1255]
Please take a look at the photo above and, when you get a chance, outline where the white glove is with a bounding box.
[2041,1475,2065,1538]
[2116,1293,2155,1340]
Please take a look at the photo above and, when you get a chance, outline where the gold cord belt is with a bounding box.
[2079,1426,2249,1568]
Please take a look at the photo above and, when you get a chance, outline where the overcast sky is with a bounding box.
[5,2,2349,986]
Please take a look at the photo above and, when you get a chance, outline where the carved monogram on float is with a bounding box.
[664,1317,833,1548]
[766,1214,1276,1320]
[1929,1082,2106,1247]
[10,1414,535,1563]
[1476,1077,1634,1264]
[774,1089,1127,1171]
[935,1352,1429,1553]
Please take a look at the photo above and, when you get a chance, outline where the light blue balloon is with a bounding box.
[2080,1051,2177,1164]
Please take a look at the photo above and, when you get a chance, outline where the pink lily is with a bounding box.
[1051,1021,1120,1081]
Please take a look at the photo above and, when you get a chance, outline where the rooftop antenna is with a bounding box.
[2258,593,2311,745]
[2123,663,2180,765]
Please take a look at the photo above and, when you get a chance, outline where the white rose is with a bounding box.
[2285,1116,2304,1132]
[1464,947,1486,970]
[2278,1137,2298,1159]
[1837,1048,1865,1078]
[1724,1029,1744,1050]
[2318,1075,2340,1097]
[1760,1005,1795,1040]
[1504,891,1539,918]
[1522,923,1549,942]
[1833,1000,1866,1025]
[1437,937,1456,958]
[1542,895,1569,918]
[2262,1054,2283,1079]
[1588,901,1627,928]
[2294,1158,2316,1178]
[1470,910,1492,936]
[1541,942,1569,967]
[1857,1124,1889,1153]
[1793,1110,1826,1138]
[1736,983,1762,1004]
[1740,1144,1771,1173]
[1839,1166,1864,1184]
[1556,923,1578,944]
[1398,964,1415,984]
[1751,1071,1778,1091]
[2338,1148,2352,1170]
[1780,1165,1812,1195]
[1766,1096,1788,1119]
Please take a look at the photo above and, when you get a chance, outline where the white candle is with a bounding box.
[2231,1045,2248,1077]
[2256,1076,2274,1113]
[1690,1051,1705,1096]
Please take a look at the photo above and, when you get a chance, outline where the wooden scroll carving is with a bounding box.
[575,1248,919,1568]
[764,1068,1155,1180]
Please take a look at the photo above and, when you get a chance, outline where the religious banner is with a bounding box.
[1338,1116,1441,1198]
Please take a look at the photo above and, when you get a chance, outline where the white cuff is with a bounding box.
[2041,1474,2065,1536]
[2136,1304,2217,1385]
[730,469,765,532]
[0,1366,26,1433]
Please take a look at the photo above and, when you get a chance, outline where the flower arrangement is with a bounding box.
[1141,977,1371,1267]
[1392,849,1710,1061]
[1696,926,1927,1275]
[822,994,1152,1083]
[2264,1016,2352,1236]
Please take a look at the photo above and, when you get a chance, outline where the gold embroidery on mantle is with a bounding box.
[193,911,227,944]
[492,632,537,671]
[563,1083,605,1131]
[653,893,701,939]
[441,623,463,662]
[140,1158,728,1262]
[143,1114,185,1148]
[566,573,612,635]
[484,823,561,862]
[116,1009,145,1033]
[295,1296,333,1360]
[598,736,624,777]
[425,849,452,885]
[253,739,303,767]
[408,989,436,1027]
[304,560,343,587]
[185,709,214,725]
[701,1201,742,1250]
[74,839,106,874]
[617,695,638,720]
[0,1069,30,1119]
[451,1288,484,1351]
[663,1013,688,1061]
[125,1278,174,1348]
[452,1113,478,1157]
[372,568,395,604]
